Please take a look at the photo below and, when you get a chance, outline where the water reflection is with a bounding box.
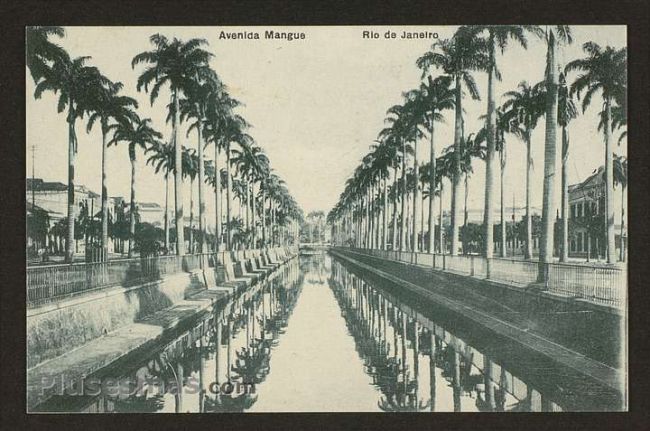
[37,254,617,412]
[329,258,572,412]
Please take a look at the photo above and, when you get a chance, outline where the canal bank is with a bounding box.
[329,248,625,398]
[33,254,624,412]
[27,247,298,411]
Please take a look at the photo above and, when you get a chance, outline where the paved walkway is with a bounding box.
[27,288,227,410]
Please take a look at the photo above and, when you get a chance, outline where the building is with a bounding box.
[26,178,130,256]
[135,202,165,227]
[568,166,626,259]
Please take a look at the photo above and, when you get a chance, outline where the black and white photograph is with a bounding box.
[22,23,630,415]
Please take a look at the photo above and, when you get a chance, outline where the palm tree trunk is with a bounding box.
[524,130,533,259]
[382,177,388,250]
[412,139,420,252]
[421,187,425,252]
[428,118,437,254]
[451,74,463,256]
[406,192,412,251]
[262,190,267,247]
[375,184,381,248]
[226,142,232,250]
[500,152,506,258]
[483,41,497,259]
[128,152,136,258]
[368,188,373,248]
[214,144,222,252]
[251,183,256,248]
[245,180,250,237]
[439,182,444,253]
[271,200,275,246]
[66,114,76,264]
[540,30,559,279]
[173,92,185,256]
[189,179,194,253]
[197,116,205,253]
[620,185,625,261]
[604,99,616,263]
[392,167,399,250]
[101,127,109,261]
[463,173,469,254]
[164,174,170,253]
[560,126,569,262]
[400,139,408,251]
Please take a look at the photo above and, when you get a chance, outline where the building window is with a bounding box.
[571,239,576,252]
[577,232,583,252]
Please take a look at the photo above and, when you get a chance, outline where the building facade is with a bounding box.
[568,166,626,260]
[26,178,130,257]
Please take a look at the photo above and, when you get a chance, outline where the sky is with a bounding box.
[26,26,627,225]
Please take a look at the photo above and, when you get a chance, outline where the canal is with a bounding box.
[35,253,623,412]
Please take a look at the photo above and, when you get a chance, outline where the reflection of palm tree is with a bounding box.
[203,393,257,413]
[329,270,431,412]
[112,390,166,413]
[429,332,437,412]
[231,345,271,384]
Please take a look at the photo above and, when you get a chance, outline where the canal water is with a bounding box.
[36,254,622,413]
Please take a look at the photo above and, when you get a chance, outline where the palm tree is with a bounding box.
[32,52,109,263]
[460,132,487,252]
[440,131,486,254]
[132,34,214,256]
[472,25,539,258]
[145,139,173,252]
[494,108,512,257]
[185,148,200,252]
[435,152,455,253]
[369,140,396,250]
[204,88,240,251]
[417,75,455,253]
[231,141,268,248]
[180,73,221,252]
[613,155,627,261]
[107,116,162,257]
[250,150,270,248]
[375,132,403,250]
[502,81,545,259]
[145,140,198,252]
[221,115,253,250]
[566,41,627,263]
[26,26,66,83]
[557,73,578,262]
[539,26,572,277]
[86,79,138,260]
[381,104,418,251]
[417,28,488,255]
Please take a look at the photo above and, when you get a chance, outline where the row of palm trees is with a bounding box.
[27,27,304,262]
[327,25,627,275]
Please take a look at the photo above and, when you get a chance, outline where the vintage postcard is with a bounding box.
[25,25,627,413]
